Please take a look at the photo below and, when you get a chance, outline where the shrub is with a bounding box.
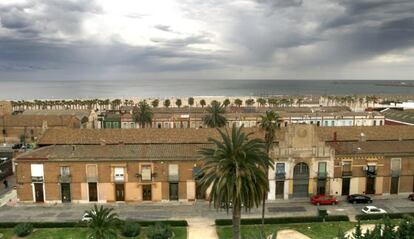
[146,223,173,239]
[356,212,414,221]
[215,215,349,226]
[14,223,33,237]
[121,220,141,237]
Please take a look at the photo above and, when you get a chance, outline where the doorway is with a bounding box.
[342,178,350,196]
[169,183,179,201]
[34,183,44,202]
[61,183,71,202]
[276,181,284,199]
[366,177,376,194]
[293,163,309,198]
[115,184,125,201]
[88,182,98,202]
[390,177,399,194]
[143,185,152,201]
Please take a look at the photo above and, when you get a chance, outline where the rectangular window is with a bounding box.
[31,164,44,182]
[114,167,124,181]
[276,163,285,174]
[60,166,70,176]
[391,158,401,171]
[343,161,351,172]
[87,165,98,182]
[113,122,119,128]
[168,164,179,182]
[331,121,335,126]
[141,165,152,181]
[318,162,327,173]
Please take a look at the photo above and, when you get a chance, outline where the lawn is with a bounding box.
[217,219,404,239]
[0,227,187,239]
[217,221,357,239]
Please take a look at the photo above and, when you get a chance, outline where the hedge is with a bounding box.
[0,220,187,229]
[215,215,349,226]
[356,213,414,221]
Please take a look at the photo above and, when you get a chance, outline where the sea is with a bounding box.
[1,79,414,100]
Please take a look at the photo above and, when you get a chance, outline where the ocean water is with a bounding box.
[0,79,413,100]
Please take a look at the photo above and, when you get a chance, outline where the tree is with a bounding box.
[163,99,171,108]
[175,99,182,108]
[198,126,273,239]
[234,99,243,107]
[151,99,159,108]
[223,98,231,107]
[257,98,266,107]
[200,99,206,108]
[296,98,304,107]
[188,97,195,107]
[134,100,153,128]
[245,99,255,107]
[258,110,279,232]
[203,101,227,128]
[84,205,119,239]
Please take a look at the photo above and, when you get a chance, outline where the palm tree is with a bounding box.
[234,99,242,107]
[198,126,273,239]
[203,101,227,128]
[257,98,266,107]
[163,99,171,108]
[188,97,195,107]
[200,99,206,108]
[296,98,304,107]
[223,98,231,107]
[258,110,279,232]
[151,99,159,108]
[175,99,182,108]
[245,99,255,107]
[134,101,153,128]
[84,205,119,239]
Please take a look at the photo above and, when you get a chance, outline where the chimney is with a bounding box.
[333,132,337,142]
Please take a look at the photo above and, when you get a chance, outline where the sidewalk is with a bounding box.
[187,217,218,239]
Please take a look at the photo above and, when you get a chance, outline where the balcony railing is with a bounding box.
[365,171,377,177]
[31,176,44,182]
[59,174,72,183]
[391,170,401,177]
[86,176,98,182]
[114,175,124,182]
[275,172,286,180]
[168,174,179,182]
[317,172,327,179]
[342,171,352,177]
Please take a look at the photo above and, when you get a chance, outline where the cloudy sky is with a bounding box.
[0,0,414,81]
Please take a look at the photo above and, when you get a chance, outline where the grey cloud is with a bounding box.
[151,35,211,47]
[154,25,172,32]
[255,0,303,8]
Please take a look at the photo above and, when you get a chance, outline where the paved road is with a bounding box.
[0,197,413,223]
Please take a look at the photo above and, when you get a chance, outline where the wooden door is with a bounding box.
[88,183,98,202]
[276,181,284,199]
[169,183,179,201]
[366,177,376,194]
[115,184,125,201]
[34,183,44,202]
[143,185,152,201]
[390,177,399,194]
[342,178,350,196]
[61,183,71,202]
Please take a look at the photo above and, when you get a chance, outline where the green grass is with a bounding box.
[0,227,187,239]
[217,219,404,239]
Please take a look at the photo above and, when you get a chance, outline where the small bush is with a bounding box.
[14,223,33,237]
[356,212,414,221]
[215,215,349,226]
[121,220,141,237]
[146,223,173,239]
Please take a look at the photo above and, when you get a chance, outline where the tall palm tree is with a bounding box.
[245,98,255,107]
[134,100,153,128]
[257,98,266,107]
[84,205,119,239]
[203,101,227,128]
[223,98,231,107]
[199,126,273,239]
[234,99,242,107]
[175,99,182,108]
[200,99,206,108]
[188,97,195,107]
[151,99,159,108]
[258,110,279,232]
[163,99,171,108]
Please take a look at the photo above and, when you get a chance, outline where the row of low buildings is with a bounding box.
[101,106,385,129]
[14,125,414,204]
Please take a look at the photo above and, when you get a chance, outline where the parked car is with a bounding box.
[12,144,23,150]
[310,195,338,205]
[347,194,372,204]
[361,206,387,214]
[408,194,414,201]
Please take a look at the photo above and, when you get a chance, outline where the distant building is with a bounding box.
[381,108,414,126]
[0,101,12,116]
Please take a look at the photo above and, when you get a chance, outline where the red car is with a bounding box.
[310,195,338,205]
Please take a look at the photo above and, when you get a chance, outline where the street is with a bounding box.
[0,195,413,222]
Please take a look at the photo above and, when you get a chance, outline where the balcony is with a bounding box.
[342,171,352,177]
[317,172,327,179]
[86,176,98,182]
[31,176,44,182]
[275,172,286,180]
[114,175,124,182]
[168,174,179,182]
[365,171,377,177]
[391,170,401,177]
[59,174,72,183]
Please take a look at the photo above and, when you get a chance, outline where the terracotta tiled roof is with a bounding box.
[37,128,268,145]
[16,144,210,161]
[0,115,79,127]
[21,109,91,120]
[328,141,414,155]
[316,125,414,142]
